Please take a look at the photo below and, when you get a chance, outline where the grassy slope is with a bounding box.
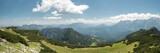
[0,28,42,53]
[42,40,139,53]
[1,28,29,42]
[0,41,41,53]
[125,27,160,53]
[0,27,139,53]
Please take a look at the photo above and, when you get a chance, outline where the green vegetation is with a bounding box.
[0,30,29,46]
[41,40,138,53]
[13,29,87,49]
[58,28,94,45]
[0,27,57,53]
[0,27,116,53]
[13,29,45,42]
[0,41,42,53]
[13,28,111,49]
[1,27,139,53]
[125,27,160,53]
[40,42,57,53]
[2,27,160,53]
[6,27,18,30]
[41,28,99,45]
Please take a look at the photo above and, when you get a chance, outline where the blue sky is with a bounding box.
[0,0,160,26]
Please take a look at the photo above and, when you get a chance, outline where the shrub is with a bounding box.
[0,30,29,46]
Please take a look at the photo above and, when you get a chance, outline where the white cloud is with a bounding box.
[43,16,62,20]
[33,0,89,16]
[29,13,160,25]
[51,11,61,16]
[64,19,110,24]
[64,13,160,24]
[108,13,160,23]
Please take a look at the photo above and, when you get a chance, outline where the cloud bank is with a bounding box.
[33,0,89,17]
[108,13,160,23]
[29,13,160,25]
[54,13,160,24]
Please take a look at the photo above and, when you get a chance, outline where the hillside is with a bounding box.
[125,27,160,53]
[40,28,102,45]
[0,27,57,53]
[57,18,160,42]
[0,27,140,53]
[42,40,138,53]
[2,27,160,53]
[17,18,160,42]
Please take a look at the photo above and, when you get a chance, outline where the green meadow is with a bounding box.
[42,40,139,53]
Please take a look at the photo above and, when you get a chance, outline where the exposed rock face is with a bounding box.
[0,40,41,53]
[0,28,5,31]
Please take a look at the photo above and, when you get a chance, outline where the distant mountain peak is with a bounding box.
[126,27,160,38]
[149,27,160,34]
[149,27,158,31]
[40,28,96,45]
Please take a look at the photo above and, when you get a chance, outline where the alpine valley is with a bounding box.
[1,0,160,53]
[0,17,160,53]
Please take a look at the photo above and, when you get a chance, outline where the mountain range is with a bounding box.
[17,18,160,42]
[1,26,160,53]
[40,28,102,45]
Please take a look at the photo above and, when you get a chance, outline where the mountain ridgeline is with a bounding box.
[124,27,160,53]
[17,18,160,42]
[1,27,160,53]
[0,27,108,53]
[40,28,100,45]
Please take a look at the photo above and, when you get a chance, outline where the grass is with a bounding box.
[28,42,42,52]
[0,27,140,53]
[1,28,29,42]
[0,28,42,53]
[0,41,41,53]
[41,40,139,53]
[90,42,97,46]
